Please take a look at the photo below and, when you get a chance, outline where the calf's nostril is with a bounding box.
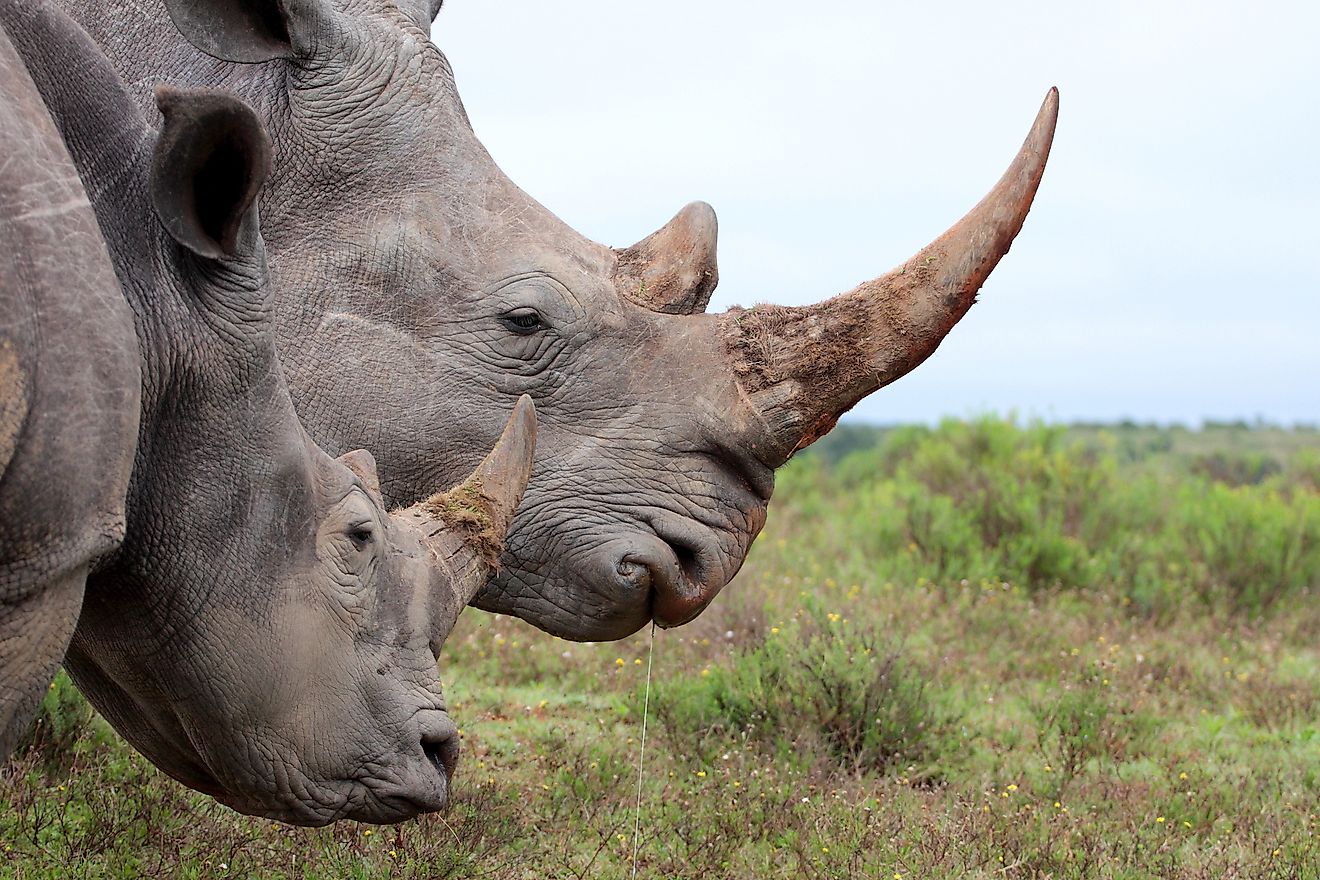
[421,733,459,784]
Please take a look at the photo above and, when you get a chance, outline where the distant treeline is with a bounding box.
[776,417,1320,616]
[804,418,1320,480]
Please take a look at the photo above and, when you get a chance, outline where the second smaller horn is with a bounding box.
[400,395,538,642]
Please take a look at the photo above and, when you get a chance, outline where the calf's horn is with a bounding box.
[401,395,537,633]
[723,88,1059,462]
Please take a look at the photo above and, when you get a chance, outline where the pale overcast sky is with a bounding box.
[433,0,1318,425]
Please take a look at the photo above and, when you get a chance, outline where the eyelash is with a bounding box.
[502,311,543,334]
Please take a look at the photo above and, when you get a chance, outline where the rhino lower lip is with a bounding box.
[641,514,725,626]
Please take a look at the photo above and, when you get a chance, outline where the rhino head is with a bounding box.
[75,87,538,823]
[116,0,1055,640]
[3,2,537,823]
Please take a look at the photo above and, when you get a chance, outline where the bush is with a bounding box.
[779,417,1320,616]
[1029,666,1156,793]
[655,608,953,778]
[1178,481,1318,611]
[1190,451,1282,486]
[11,670,94,778]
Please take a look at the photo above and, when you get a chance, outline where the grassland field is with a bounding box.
[4,418,1319,879]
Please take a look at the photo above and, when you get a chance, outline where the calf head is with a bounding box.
[151,0,1055,640]
[5,3,537,822]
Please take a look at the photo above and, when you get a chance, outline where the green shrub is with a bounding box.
[12,670,94,778]
[1178,481,1318,611]
[778,417,1320,616]
[655,609,953,777]
[1190,451,1282,486]
[1028,666,1155,790]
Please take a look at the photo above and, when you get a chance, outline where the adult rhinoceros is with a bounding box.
[0,22,139,757]
[58,0,1056,641]
[2,2,536,823]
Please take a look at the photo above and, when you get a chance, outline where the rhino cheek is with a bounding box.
[67,577,454,825]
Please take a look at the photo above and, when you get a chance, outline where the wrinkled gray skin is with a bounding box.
[0,24,140,757]
[58,0,1056,641]
[1,1,538,825]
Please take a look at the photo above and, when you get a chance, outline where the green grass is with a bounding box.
[3,419,1319,878]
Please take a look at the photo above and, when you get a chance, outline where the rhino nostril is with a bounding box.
[666,539,704,587]
[615,557,654,592]
[421,732,458,785]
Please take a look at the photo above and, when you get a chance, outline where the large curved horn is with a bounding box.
[400,395,537,632]
[723,88,1059,462]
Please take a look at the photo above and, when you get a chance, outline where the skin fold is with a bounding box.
[51,0,1056,642]
[0,1,537,825]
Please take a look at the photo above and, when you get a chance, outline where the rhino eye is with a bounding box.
[500,308,544,335]
[348,525,375,549]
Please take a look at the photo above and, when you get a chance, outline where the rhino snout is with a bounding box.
[609,519,723,629]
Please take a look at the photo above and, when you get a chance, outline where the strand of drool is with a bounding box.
[630,622,656,879]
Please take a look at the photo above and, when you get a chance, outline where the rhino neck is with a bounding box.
[8,4,300,626]
[4,2,275,428]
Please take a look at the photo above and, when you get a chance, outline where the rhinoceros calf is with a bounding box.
[0,23,140,757]
[56,0,1056,642]
[2,3,537,824]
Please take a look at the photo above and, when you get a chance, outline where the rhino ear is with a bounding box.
[162,0,323,63]
[337,449,384,507]
[396,0,445,29]
[150,85,272,261]
[613,202,720,315]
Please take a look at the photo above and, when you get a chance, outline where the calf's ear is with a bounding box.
[162,0,325,63]
[337,450,384,507]
[150,85,272,261]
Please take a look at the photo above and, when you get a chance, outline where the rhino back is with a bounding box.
[0,23,140,757]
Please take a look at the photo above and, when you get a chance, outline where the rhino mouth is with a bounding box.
[198,710,463,826]
[479,508,739,640]
[622,511,726,628]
